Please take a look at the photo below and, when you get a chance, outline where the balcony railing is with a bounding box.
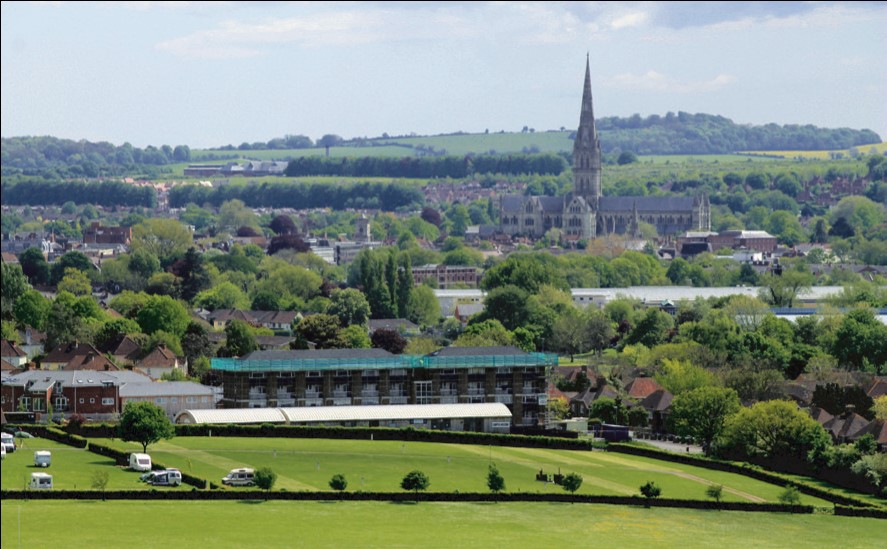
[299,398,324,407]
[494,394,513,404]
[439,395,458,404]
[388,396,408,405]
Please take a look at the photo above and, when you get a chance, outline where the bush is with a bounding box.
[255,467,277,493]
[329,474,348,492]
[640,481,662,506]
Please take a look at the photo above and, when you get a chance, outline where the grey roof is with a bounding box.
[120,382,214,398]
[2,369,151,387]
[243,348,394,361]
[429,346,526,357]
[369,319,419,332]
[176,403,512,425]
[599,196,696,212]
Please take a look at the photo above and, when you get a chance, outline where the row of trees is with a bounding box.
[283,153,566,179]
[1,179,157,208]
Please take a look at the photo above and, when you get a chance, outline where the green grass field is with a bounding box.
[1,500,884,549]
[67,436,836,506]
[0,438,189,491]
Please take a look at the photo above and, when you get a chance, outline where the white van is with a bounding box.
[222,468,255,486]
[34,450,51,468]
[129,453,152,472]
[0,432,15,454]
[29,472,53,490]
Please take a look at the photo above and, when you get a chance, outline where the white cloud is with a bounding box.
[608,71,736,94]
[609,11,650,30]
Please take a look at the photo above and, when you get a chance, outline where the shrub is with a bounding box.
[329,474,348,492]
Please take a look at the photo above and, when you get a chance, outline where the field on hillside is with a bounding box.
[738,142,886,160]
[2,500,884,549]
[73,436,838,505]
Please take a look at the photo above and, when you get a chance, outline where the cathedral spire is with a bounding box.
[572,55,602,208]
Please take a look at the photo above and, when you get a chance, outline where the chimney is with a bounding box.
[843,404,856,417]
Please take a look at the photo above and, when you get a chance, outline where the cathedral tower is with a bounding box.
[572,55,602,209]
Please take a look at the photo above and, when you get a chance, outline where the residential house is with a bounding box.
[569,377,619,418]
[637,389,674,434]
[16,329,46,360]
[454,303,484,325]
[111,335,142,366]
[0,340,28,368]
[624,377,664,401]
[852,419,887,452]
[368,319,420,335]
[137,345,186,380]
[822,408,871,444]
[40,342,117,371]
[206,309,299,332]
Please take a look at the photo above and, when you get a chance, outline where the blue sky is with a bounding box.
[2,1,885,149]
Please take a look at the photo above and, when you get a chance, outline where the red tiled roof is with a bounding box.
[65,352,118,371]
[43,342,104,364]
[0,339,27,358]
[626,377,664,400]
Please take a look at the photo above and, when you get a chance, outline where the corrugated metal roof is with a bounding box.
[176,408,288,424]
[280,403,512,423]
[175,403,511,425]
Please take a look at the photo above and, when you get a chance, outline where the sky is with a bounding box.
[2,1,886,150]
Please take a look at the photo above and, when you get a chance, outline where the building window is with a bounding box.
[89,398,95,404]
[55,397,68,411]
[102,398,114,406]
[20,397,31,409]
[79,398,85,404]
[33,399,45,411]
[186,397,197,403]
[155,398,166,404]
[171,397,178,404]
[415,381,432,405]
[249,372,266,379]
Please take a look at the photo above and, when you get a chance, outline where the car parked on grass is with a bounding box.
[222,468,255,487]
[146,469,182,487]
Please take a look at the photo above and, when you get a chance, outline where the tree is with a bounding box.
[561,472,583,495]
[371,328,408,354]
[171,247,211,303]
[91,470,110,500]
[223,319,259,357]
[831,308,887,372]
[811,382,875,420]
[420,207,442,227]
[705,484,723,503]
[269,214,298,235]
[1,263,29,320]
[720,400,831,462]
[193,282,250,312]
[874,396,887,420]
[182,321,214,365]
[778,486,801,506]
[406,285,440,327]
[94,317,141,352]
[327,289,371,328]
[131,218,193,264]
[329,473,348,493]
[401,470,430,501]
[218,199,259,233]
[57,267,93,296]
[18,247,50,285]
[589,397,627,424]
[117,401,175,453]
[639,481,662,506]
[12,289,51,330]
[338,324,371,349]
[668,387,741,453]
[759,270,814,308]
[267,234,311,255]
[486,463,505,495]
[255,467,277,495]
[136,295,190,337]
[586,310,615,355]
[292,314,341,349]
[318,134,343,156]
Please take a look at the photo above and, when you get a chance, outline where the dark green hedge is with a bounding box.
[834,505,887,519]
[0,489,814,513]
[172,424,595,451]
[608,443,879,509]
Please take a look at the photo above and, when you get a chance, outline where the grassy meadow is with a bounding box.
[2,500,885,549]
[74,436,836,505]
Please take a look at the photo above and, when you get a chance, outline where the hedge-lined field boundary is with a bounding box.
[608,443,883,509]
[0,489,822,513]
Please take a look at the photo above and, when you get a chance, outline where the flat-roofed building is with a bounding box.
[211,346,556,426]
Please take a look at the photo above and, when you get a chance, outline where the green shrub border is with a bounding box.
[608,443,882,509]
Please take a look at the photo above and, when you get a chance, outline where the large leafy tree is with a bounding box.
[12,289,50,330]
[831,308,887,372]
[18,247,50,285]
[1,263,29,320]
[131,218,193,264]
[223,319,259,358]
[117,401,175,453]
[292,314,341,349]
[668,386,741,453]
[327,288,371,328]
[136,295,190,337]
[719,400,831,462]
[371,328,407,354]
[400,470,430,501]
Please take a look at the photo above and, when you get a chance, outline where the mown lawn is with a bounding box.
[0,438,188,492]
[91,437,834,505]
[2,500,884,549]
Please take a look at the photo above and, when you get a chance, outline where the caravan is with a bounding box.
[34,450,51,468]
[129,453,152,472]
[29,472,53,490]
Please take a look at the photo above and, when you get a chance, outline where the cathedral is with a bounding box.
[499,57,711,240]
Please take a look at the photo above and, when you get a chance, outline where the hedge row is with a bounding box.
[32,426,88,449]
[173,424,596,451]
[834,505,887,519]
[608,443,880,509]
[0,489,815,513]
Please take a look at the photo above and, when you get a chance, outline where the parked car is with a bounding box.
[147,469,182,487]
